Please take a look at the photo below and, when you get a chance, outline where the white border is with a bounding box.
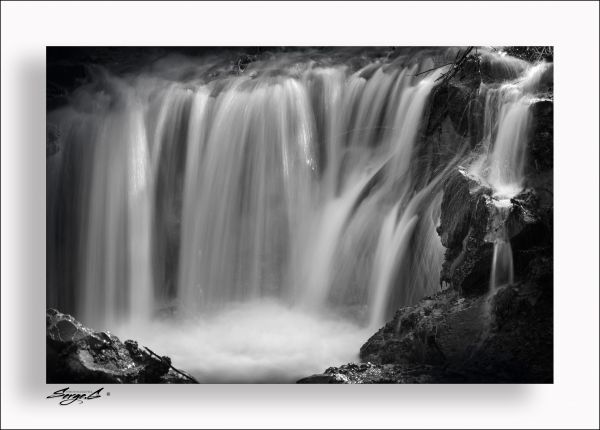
[2,1,599,428]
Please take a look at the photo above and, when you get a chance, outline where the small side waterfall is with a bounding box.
[488,200,515,292]
[491,240,514,290]
[469,58,552,295]
[470,61,552,199]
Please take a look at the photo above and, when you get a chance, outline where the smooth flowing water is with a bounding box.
[468,57,552,294]
[469,60,552,199]
[47,48,546,381]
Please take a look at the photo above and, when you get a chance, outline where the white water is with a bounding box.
[116,299,371,383]
[47,48,544,382]
[469,58,552,298]
[488,198,515,292]
[469,61,552,199]
[490,240,514,290]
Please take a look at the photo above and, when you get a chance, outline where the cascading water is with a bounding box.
[47,47,546,382]
[469,57,552,294]
[489,200,515,291]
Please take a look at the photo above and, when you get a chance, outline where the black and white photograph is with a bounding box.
[46,45,555,385]
[1,2,599,429]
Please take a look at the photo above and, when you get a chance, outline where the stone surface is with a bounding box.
[302,279,552,383]
[436,169,495,295]
[298,362,465,384]
[46,309,197,384]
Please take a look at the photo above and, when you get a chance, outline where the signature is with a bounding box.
[47,387,104,406]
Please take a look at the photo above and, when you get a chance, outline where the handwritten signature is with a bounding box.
[47,387,104,406]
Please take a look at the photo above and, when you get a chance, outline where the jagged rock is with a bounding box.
[301,279,551,383]
[425,80,483,145]
[360,289,481,366]
[352,283,551,383]
[298,362,462,384]
[436,166,552,295]
[46,309,197,384]
[436,169,494,294]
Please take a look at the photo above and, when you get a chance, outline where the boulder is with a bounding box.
[354,283,551,383]
[360,289,482,367]
[46,309,197,384]
[301,276,551,383]
[436,167,552,295]
[436,169,494,295]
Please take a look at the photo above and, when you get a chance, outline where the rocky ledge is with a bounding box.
[47,309,198,383]
[299,277,551,384]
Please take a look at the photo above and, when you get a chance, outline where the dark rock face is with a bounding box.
[46,309,197,384]
[436,166,552,297]
[362,284,551,382]
[436,169,494,295]
[302,278,552,383]
[420,70,483,158]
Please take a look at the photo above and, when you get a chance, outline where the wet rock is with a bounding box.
[301,275,552,382]
[360,289,482,367]
[505,188,553,280]
[436,166,552,296]
[298,361,461,384]
[480,282,553,382]
[425,81,482,144]
[46,309,197,384]
[353,284,552,383]
[437,169,494,295]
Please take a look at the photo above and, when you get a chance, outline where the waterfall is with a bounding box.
[469,61,551,199]
[468,57,552,294]
[49,53,448,325]
[488,199,515,292]
[47,48,544,381]
[490,240,514,290]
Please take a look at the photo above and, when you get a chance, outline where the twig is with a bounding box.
[411,62,455,77]
[435,46,475,85]
[144,346,199,383]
